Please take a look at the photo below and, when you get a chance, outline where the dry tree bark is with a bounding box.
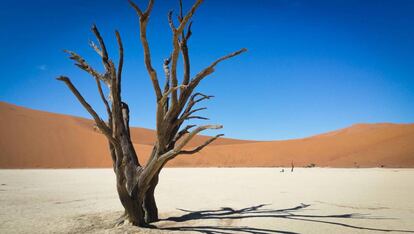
[58,0,246,227]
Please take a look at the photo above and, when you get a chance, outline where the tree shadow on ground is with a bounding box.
[155,203,414,234]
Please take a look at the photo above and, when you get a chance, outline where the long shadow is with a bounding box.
[155,203,414,233]
[161,225,299,234]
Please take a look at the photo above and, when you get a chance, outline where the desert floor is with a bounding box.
[0,168,414,233]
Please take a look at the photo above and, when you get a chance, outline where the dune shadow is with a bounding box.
[156,203,414,233]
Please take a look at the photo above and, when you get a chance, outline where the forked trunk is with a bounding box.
[115,165,160,226]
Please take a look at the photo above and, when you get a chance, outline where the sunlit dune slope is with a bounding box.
[1,101,413,168]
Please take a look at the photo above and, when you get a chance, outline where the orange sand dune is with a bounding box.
[0,101,413,168]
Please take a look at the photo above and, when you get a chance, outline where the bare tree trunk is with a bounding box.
[116,178,146,226]
[113,136,146,225]
[143,173,159,223]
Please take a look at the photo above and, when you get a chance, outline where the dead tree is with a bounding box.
[57,0,246,227]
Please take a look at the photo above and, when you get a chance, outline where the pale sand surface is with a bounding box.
[1,168,414,233]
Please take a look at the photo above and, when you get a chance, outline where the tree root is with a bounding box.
[114,212,128,227]
[114,212,156,228]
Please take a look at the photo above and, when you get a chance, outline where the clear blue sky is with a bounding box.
[0,0,413,140]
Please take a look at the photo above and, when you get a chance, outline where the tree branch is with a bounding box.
[91,25,110,69]
[189,48,247,89]
[94,77,112,121]
[89,40,103,57]
[179,134,224,154]
[170,0,203,107]
[56,76,116,143]
[161,56,171,113]
[188,107,207,115]
[177,0,203,33]
[160,85,187,106]
[162,56,171,92]
[173,124,196,142]
[89,25,124,135]
[177,107,207,122]
[185,21,193,41]
[175,49,246,121]
[64,50,101,80]
[168,10,176,31]
[128,0,154,18]
[164,124,222,159]
[178,0,184,21]
[128,0,143,17]
[177,0,192,86]
[129,0,162,100]
[180,27,191,86]
[64,50,112,120]
[193,93,214,104]
[185,115,209,120]
[107,30,126,136]
[115,30,124,90]
[181,92,212,118]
